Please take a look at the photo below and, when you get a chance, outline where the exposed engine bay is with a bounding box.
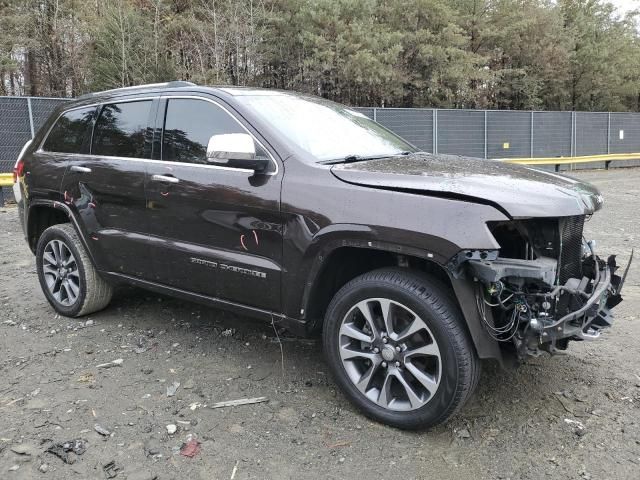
[459,215,632,359]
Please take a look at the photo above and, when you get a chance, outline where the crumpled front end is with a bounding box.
[452,215,632,359]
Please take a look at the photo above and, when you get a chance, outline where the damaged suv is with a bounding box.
[13,82,631,429]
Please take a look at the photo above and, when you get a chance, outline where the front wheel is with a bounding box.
[322,268,480,430]
[36,223,113,317]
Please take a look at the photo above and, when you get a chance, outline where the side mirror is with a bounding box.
[206,133,270,173]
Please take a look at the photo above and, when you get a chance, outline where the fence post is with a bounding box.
[27,97,35,138]
[373,107,377,122]
[433,109,438,154]
[570,111,576,157]
[530,111,534,158]
[484,110,487,159]
[607,112,611,155]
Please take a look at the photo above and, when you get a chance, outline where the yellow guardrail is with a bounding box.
[0,173,12,187]
[503,152,640,167]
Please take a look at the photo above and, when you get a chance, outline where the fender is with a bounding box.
[284,223,451,315]
[281,157,509,319]
[284,222,503,363]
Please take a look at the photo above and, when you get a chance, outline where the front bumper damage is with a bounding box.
[465,246,632,359]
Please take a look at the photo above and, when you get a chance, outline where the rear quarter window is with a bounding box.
[42,107,96,153]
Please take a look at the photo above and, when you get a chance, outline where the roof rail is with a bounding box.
[76,81,197,100]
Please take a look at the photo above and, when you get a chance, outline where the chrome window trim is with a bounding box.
[37,93,279,176]
[41,153,256,174]
[38,97,158,154]
[159,94,279,176]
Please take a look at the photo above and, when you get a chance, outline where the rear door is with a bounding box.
[144,95,283,311]
[59,97,157,277]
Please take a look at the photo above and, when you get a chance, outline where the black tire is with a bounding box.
[36,223,113,317]
[322,267,480,430]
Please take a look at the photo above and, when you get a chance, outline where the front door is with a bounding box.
[145,96,283,312]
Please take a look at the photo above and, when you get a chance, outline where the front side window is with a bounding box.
[43,107,96,153]
[235,93,416,162]
[161,98,247,164]
[92,100,152,158]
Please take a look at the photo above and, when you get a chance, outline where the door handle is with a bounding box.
[151,174,179,184]
[70,165,92,173]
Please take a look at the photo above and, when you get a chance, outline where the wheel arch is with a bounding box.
[26,201,95,264]
[300,244,502,364]
[27,202,71,252]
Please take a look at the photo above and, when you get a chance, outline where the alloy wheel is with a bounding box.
[338,298,442,411]
[42,239,80,306]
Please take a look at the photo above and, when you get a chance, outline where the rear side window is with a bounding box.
[92,100,152,158]
[43,107,96,153]
[162,98,245,164]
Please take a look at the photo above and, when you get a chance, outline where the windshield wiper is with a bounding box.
[319,155,368,165]
[320,153,409,165]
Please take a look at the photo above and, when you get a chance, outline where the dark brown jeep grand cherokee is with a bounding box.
[13,82,631,429]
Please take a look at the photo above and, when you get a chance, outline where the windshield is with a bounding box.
[235,93,416,162]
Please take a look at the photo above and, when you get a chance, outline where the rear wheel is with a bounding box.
[323,268,479,429]
[36,223,113,317]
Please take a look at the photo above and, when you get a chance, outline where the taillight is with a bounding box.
[13,140,32,183]
[13,158,24,183]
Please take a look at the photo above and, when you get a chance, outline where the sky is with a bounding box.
[609,0,639,14]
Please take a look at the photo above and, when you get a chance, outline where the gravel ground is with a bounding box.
[0,168,638,480]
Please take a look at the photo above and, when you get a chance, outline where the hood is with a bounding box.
[330,153,603,218]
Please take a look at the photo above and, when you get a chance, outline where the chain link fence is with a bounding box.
[2,97,640,178]
[355,107,640,170]
[0,97,68,173]
[0,96,68,204]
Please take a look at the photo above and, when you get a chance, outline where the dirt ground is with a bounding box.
[0,168,638,480]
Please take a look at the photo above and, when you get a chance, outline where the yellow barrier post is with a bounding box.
[0,173,13,187]
[0,173,13,207]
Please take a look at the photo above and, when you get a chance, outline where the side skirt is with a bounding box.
[101,271,308,336]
